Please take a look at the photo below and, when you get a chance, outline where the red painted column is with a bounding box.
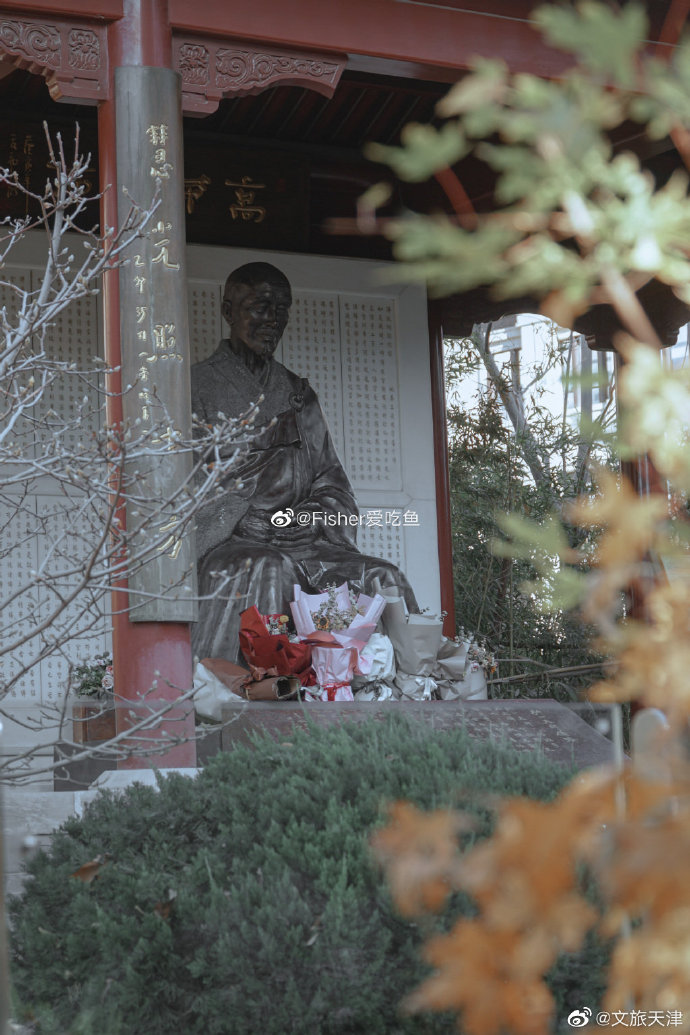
[428,302,456,638]
[99,0,196,769]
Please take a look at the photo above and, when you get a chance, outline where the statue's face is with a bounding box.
[223,279,292,360]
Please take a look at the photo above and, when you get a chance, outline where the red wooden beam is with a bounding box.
[428,302,456,638]
[1,0,673,84]
[0,0,123,20]
[657,0,690,47]
[168,0,571,80]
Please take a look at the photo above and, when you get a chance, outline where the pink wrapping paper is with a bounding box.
[305,644,358,702]
[290,583,386,638]
[290,584,387,702]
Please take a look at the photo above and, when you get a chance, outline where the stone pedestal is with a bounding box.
[72,700,117,744]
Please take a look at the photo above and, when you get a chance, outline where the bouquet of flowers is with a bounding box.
[455,639,496,699]
[261,613,290,635]
[72,655,114,699]
[467,640,497,676]
[239,606,316,686]
[374,582,489,701]
[291,583,386,701]
[310,586,361,631]
[193,657,301,720]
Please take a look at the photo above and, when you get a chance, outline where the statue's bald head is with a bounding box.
[222,262,292,361]
[223,262,292,305]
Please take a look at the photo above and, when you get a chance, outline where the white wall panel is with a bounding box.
[0,267,34,458]
[188,280,222,365]
[340,296,402,490]
[0,240,111,716]
[0,495,42,701]
[36,288,101,456]
[282,292,345,460]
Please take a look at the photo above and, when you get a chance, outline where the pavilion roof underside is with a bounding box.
[1,26,688,349]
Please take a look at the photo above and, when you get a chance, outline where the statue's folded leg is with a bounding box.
[192,538,302,663]
[193,536,420,664]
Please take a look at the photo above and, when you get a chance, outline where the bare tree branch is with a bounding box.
[0,127,256,783]
[471,323,554,496]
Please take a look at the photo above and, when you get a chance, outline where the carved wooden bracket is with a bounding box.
[173,35,346,115]
[0,14,108,103]
[0,19,344,113]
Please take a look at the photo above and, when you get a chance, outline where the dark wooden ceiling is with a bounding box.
[199,72,445,151]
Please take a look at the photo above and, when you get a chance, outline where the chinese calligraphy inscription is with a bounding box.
[225,175,267,223]
[115,65,197,622]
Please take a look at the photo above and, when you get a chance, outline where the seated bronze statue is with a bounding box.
[191,261,417,662]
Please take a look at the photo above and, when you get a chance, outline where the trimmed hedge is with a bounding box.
[10,714,605,1033]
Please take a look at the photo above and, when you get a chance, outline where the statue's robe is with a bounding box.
[191,340,417,661]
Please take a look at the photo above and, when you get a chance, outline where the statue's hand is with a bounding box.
[235,507,275,541]
[271,509,318,546]
[235,503,318,545]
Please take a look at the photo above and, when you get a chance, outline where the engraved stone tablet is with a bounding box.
[219,698,616,771]
[116,65,197,622]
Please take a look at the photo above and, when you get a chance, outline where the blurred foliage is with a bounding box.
[366,4,690,330]
[372,2,690,1033]
[445,328,611,698]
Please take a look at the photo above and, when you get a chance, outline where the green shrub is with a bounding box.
[10,715,603,1034]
